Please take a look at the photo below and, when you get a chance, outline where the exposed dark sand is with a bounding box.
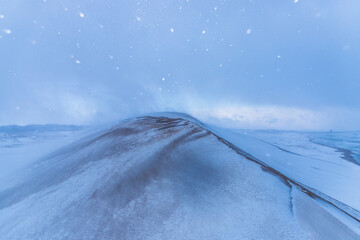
[310,138,359,166]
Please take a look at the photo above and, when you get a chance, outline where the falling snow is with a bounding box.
[3,29,11,34]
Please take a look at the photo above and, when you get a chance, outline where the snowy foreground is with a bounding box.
[0,113,359,239]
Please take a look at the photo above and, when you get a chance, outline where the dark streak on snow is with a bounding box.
[309,137,359,166]
[209,130,360,223]
[289,182,294,216]
[92,117,216,207]
[99,126,209,208]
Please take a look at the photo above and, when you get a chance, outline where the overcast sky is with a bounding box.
[0,0,359,130]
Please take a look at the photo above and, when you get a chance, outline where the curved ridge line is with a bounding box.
[209,131,360,223]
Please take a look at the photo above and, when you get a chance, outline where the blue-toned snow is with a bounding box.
[0,113,359,239]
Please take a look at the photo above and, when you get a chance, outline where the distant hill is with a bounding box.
[0,124,84,133]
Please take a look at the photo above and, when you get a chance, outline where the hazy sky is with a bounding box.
[0,0,359,130]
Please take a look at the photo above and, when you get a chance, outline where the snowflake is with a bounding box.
[3,29,11,34]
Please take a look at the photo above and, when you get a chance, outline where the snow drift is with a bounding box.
[0,113,359,239]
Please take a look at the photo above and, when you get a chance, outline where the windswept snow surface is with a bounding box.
[215,129,360,214]
[0,113,359,239]
[0,125,84,182]
[237,130,360,166]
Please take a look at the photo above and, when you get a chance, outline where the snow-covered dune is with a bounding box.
[0,113,359,239]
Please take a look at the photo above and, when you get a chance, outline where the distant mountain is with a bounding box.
[0,124,84,134]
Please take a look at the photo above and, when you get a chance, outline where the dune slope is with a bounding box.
[0,114,358,239]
